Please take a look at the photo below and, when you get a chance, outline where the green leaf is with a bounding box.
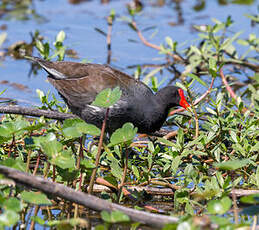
[80,159,96,169]
[76,122,100,136]
[244,13,259,22]
[20,191,52,205]
[237,39,249,46]
[0,120,30,137]
[40,139,63,158]
[48,218,88,228]
[206,107,217,115]
[108,123,137,146]
[232,0,254,5]
[56,30,66,43]
[210,216,231,226]
[175,82,187,91]
[36,40,44,53]
[143,67,163,84]
[101,210,130,223]
[0,210,19,227]
[240,194,259,204]
[132,165,140,179]
[209,58,217,72]
[165,36,173,48]
[0,159,26,172]
[156,137,174,147]
[187,73,207,87]
[230,130,238,143]
[30,216,46,225]
[50,149,75,169]
[190,45,201,56]
[31,216,45,225]
[177,222,191,230]
[207,197,231,214]
[110,160,123,180]
[214,159,252,171]
[62,126,82,139]
[92,87,122,108]
[3,198,22,213]
[110,210,130,223]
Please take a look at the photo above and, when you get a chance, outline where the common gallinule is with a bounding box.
[27,57,189,133]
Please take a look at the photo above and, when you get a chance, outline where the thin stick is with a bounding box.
[131,21,184,62]
[74,136,85,219]
[88,108,109,194]
[29,206,40,230]
[117,148,129,202]
[32,153,41,176]
[194,110,199,139]
[232,190,239,225]
[106,14,113,64]
[219,69,237,100]
[26,150,32,173]
[0,106,77,120]
[252,215,257,230]
[52,165,56,182]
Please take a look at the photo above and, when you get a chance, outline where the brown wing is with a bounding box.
[47,63,143,108]
[29,57,154,108]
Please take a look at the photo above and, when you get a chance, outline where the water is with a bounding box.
[0,0,257,106]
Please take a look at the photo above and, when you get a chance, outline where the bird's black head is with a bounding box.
[156,86,190,110]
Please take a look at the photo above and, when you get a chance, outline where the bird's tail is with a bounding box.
[24,56,66,80]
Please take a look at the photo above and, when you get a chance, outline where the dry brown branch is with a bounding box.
[163,130,178,140]
[90,184,259,198]
[131,21,185,62]
[0,166,179,228]
[132,20,258,73]
[232,191,239,225]
[0,106,77,120]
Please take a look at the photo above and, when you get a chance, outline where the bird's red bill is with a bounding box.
[178,89,190,109]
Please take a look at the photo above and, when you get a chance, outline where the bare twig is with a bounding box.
[32,153,41,176]
[26,150,31,173]
[252,215,257,230]
[88,108,109,194]
[219,69,237,100]
[29,206,40,230]
[118,148,129,201]
[131,21,185,62]
[0,166,179,228]
[0,106,77,120]
[232,191,239,225]
[106,14,113,64]
[74,136,85,219]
